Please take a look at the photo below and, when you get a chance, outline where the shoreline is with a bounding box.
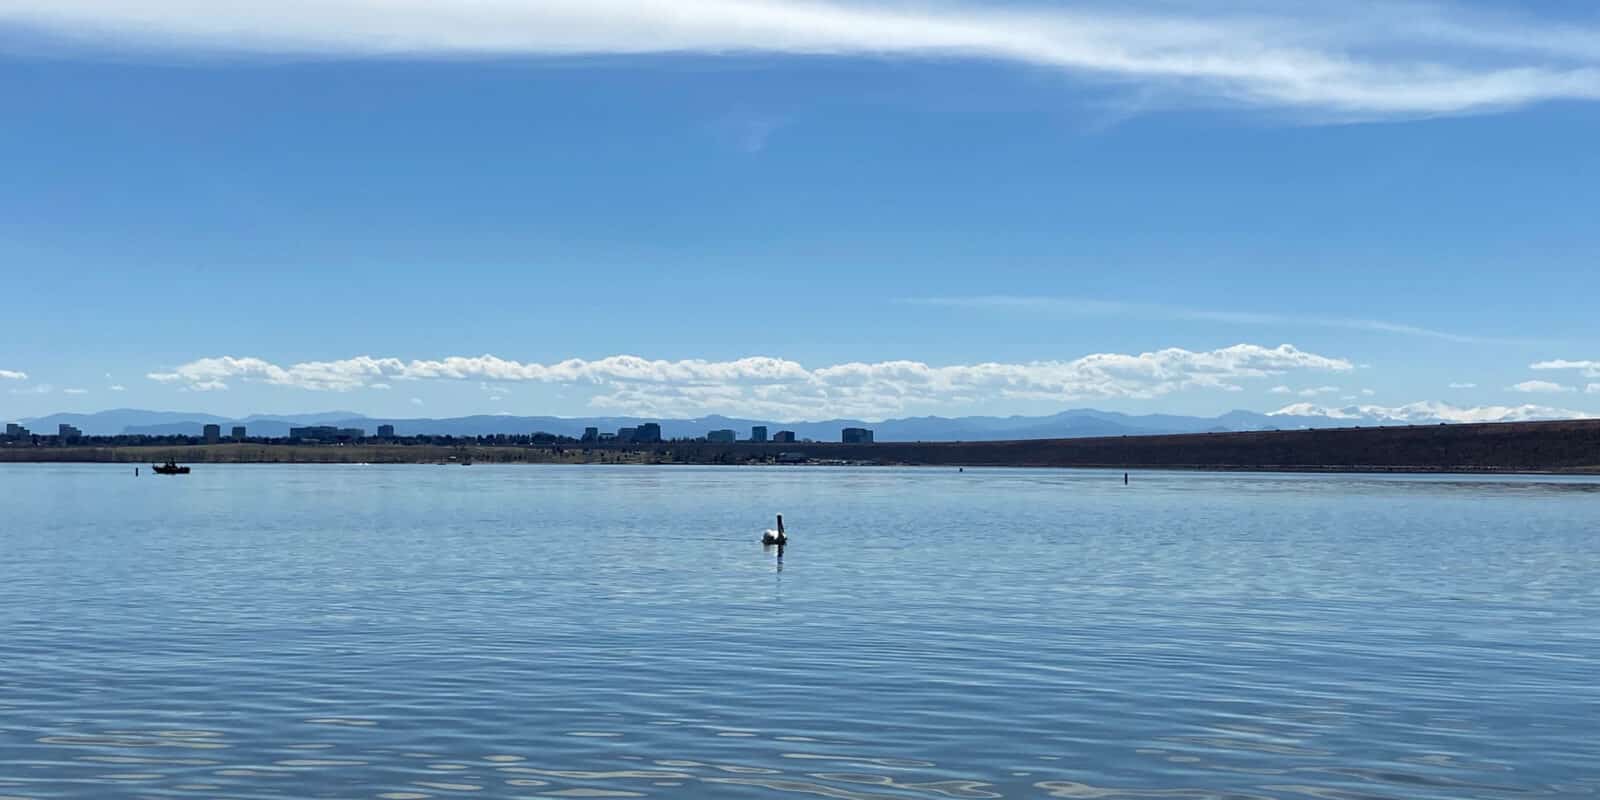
[3,459,1596,477]
[4,416,1599,475]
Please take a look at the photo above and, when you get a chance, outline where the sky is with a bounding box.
[2,0,1599,423]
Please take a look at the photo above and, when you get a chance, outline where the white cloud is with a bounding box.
[8,383,52,395]
[1532,359,1600,379]
[1361,389,1376,396]
[5,1,1600,117]
[147,344,1352,420]
[410,397,425,406]
[902,295,1512,344]
[1448,382,1477,389]
[1509,379,1573,394]
[1589,383,1600,395]
[1272,400,1591,424]
[0,369,26,380]
[62,388,88,395]
[109,384,127,391]
[1297,385,1340,397]
[1269,385,1292,394]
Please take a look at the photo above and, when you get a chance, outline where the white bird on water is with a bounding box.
[761,514,787,546]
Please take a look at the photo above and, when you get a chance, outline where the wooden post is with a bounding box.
[776,514,784,535]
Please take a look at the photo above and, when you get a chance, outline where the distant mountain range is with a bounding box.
[15,403,1590,441]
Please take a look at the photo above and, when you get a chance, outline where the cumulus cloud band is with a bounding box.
[147,345,1352,419]
[1533,359,1600,378]
[1272,401,1591,424]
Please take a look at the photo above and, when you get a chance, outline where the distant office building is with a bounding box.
[616,427,637,443]
[55,424,81,445]
[581,427,599,443]
[707,429,736,443]
[772,430,797,443]
[377,424,396,438]
[598,432,617,442]
[635,423,662,443]
[289,425,365,442]
[203,424,222,444]
[5,423,24,438]
[750,426,768,442]
[231,426,247,440]
[842,427,874,444]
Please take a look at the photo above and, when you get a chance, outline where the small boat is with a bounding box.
[761,514,787,546]
[152,460,190,475]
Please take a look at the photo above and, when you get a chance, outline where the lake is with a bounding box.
[1,464,1596,799]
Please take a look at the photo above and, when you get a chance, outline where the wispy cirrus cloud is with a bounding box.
[147,344,1352,419]
[4,0,1600,117]
[899,295,1507,344]
[0,369,27,380]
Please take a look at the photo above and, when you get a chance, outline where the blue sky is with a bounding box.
[2,0,1599,422]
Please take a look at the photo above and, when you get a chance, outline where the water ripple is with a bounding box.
[2,465,1597,798]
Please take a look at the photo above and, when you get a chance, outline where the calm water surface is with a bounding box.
[1,464,1597,799]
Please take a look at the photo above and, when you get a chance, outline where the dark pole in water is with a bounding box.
[135,467,139,476]
[776,514,784,536]
[1124,472,1129,485]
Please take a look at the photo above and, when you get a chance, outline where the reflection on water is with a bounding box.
[1,465,1598,798]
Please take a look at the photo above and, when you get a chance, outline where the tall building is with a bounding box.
[231,425,247,440]
[842,427,875,444]
[377,424,396,438]
[5,423,23,438]
[289,426,365,441]
[58,424,82,443]
[750,425,768,442]
[203,424,222,444]
[616,427,637,443]
[707,429,736,443]
[772,430,797,443]
[634,423,662,443]
[581,427,599,442]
